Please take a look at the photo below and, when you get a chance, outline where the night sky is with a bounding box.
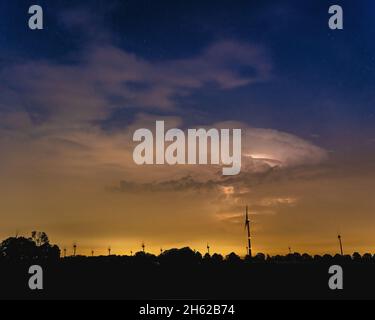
[0,1,374,256]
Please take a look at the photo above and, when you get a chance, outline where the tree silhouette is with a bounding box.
[211,253,223,264]
[363,253,372,261]
[0,237,36,261]
[226,252,241,264]
[203,253,211,261]
[302,253,313,261]
[353,252,361,262]
[253,253,266,262]
[159,247,201,266]
[31,231,49,247]
[0,232,59,261]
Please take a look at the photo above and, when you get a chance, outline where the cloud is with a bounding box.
[0,40,270,127]
[105,117,328,222]
[0,111,328,182]
[0,31,326,190]
[210,121,328,168]
[115,176,219,193]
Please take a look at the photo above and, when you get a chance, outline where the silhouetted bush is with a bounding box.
[322,254,333,262]
[211,253,223,264]
[302,253,313,262]
[353,252,361,262]
[159,247,201,266]
[225,252,241,264]
[134,251,157,264]
[253,253,266,263]
[363,253,372,262]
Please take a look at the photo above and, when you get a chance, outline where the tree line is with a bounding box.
[1,232,375,264]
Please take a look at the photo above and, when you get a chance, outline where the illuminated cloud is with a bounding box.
[0,40,270,126]
[0,17,325,188]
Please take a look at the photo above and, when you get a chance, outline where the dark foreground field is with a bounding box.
[1,252,375,300]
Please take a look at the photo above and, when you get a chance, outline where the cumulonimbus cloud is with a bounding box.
[0,34,327,195]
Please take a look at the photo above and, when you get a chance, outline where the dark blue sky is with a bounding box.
[1,0,374,151]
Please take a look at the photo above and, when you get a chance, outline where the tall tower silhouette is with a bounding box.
[338,234,344,255]
[142,242,145,253]
[245,206,252,258]
[63,248,67,258]
[207,243,210,255]
[73,243,77,257]
[108,246,111,256]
